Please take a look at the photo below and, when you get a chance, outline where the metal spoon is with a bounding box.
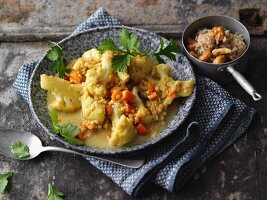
[0,129,145,168]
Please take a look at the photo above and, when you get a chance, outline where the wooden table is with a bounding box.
[0,1,267,199]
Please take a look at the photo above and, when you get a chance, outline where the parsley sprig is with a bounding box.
[154,38,180,64]
[11,141,30,158]
[0,172,13,193]
[49,111,83,146]
[46,42,70,78]
[97,28,180,72]
[47,183,64,200]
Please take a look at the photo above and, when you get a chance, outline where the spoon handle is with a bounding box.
[41,146,145,169]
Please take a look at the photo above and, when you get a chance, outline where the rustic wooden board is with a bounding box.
[1,0,267,41]
[0,38,266,199]
[1,1,267,199]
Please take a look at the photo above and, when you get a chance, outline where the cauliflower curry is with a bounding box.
[41,48,194,148]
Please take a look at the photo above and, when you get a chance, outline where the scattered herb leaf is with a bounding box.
[11,141,30,158]
[0,172,13,193]
[97,29,180,72]
[46,42,70,78]
[47,183,64,200]
[49,111,83,145]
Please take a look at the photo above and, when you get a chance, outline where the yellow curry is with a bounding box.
[41,48,194,148]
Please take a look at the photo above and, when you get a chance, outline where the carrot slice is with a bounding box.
[136,123,149,136]
[147,82,155,94]
[124,102,134,114]
[77,132,87,141]
[147,92,157,100]
[121,90,136,104]
[68,70,83,83]
[167,91,176,100]
[111,87,122,101]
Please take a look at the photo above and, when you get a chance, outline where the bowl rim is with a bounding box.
[28,25,196,156]
[182,15,250,67]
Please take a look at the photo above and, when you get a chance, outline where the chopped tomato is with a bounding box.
[121,90,136,104]
[136,123,149,136]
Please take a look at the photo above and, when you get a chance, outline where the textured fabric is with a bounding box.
[13,7,256,197]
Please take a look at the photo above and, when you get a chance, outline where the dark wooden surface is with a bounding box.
[0,1,267,200]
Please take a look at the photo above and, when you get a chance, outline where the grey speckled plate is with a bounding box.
[29,26,196,156]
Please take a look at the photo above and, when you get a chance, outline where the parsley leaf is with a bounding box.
[47,183,64,200]
[49,111,83,146]
[112,54,131,72]
[118,29,140,53]
[154,38,180,63]
[46,42,69,78]
[97,29,180,72]
[11,141,30,158]
[50,109,59,125]
[0,172,13,193]
[97,38,121,53]
[97,29,141,72]
[46,45,62,61]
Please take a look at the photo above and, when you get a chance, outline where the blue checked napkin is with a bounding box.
[13,7,256,197]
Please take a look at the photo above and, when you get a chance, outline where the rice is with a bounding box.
[188,26,247,63]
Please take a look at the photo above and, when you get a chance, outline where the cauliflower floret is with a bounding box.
[40,74,82,112]
[154,64,194,103]
[132,87,153,124]
[72,49,102,75]
[82,48,102,63]
[109,103,136,147]
[140,64,194,116]
[81,92,106,128]
[84,65,107,97]
[128,55,158,82]
[101,50,114,83]
[153,63,172,78]
[145,98,164,119]
[83,50,118,97]
[117,71,130,84]
[72,58,86,74]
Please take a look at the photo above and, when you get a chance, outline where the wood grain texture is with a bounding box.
[1,0,267,41]
[0,38,266,199]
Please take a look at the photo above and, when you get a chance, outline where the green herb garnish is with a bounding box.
[46,42,70,78]
[11,141,30,158]
[154,38,180,64]
[47,183,64,200]
[49,111,83,145]
[0,172,13,193]
[97,28,180,72]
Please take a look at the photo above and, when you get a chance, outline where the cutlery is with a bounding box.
[0,129,145,168]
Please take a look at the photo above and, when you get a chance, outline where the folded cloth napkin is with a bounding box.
[13,7,256,197]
